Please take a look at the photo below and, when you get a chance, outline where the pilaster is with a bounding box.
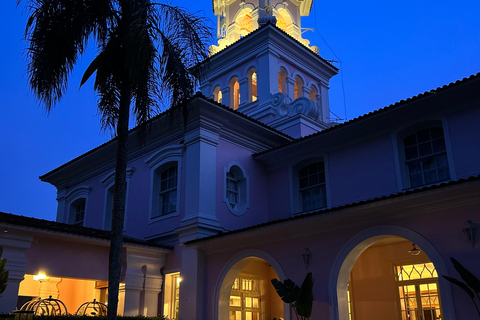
[239,78,248,107]
[0,232,33,313]
[181,123,221,239]
[178,247,204,320]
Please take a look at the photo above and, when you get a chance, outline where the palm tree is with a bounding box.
[20,0,210,318]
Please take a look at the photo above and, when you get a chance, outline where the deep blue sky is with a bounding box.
[1,0,479,221]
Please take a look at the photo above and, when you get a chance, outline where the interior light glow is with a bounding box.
[33,273,49,282]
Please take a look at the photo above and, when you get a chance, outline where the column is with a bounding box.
[178,248,204,320]
[180,123,221,242]
[286,77,296,101]
[222,86,231,108]
[239,78,248,107]
[123,247,167,316]
[0,232,33,313]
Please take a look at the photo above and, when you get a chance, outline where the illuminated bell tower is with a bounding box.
[200,0,338,138]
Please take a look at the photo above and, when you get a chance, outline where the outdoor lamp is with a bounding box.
[33,273,49,282]
[302,247,311,269]
[463,220,477,247]
[408,243,421,256]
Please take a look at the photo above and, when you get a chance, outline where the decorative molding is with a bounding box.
[101,167,135,187]
[63,185,92,203]
[145,145,184,168]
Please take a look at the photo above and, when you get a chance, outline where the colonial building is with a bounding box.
[1,0,479,319]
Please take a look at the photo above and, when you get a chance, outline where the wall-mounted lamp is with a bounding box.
[463,220,477,247]
[302,247,311,269]
[408,243,421,256]
[33,273,49,282]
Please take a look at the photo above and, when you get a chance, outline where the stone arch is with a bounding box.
[328,225,455,320]
[215,249,290,320]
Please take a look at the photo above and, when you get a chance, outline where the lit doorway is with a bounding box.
[396,263,442,320]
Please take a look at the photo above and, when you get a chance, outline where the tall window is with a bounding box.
[230,274,261,320]
[299,162,326,211]
[278,68,287,94]
[230,77,240,110]
[226,171,239,208]
[164,272,181,320]
[404,127,450,188]
[309,85,318,102]
[213,86,223,103]
[247,69,257,102]
[104,185,114,230]
[70,198,86,226]
[294,75,303,99]
[224,164,249,215]
[396,262,442,320]
[159,165,178,216]
[238,10,253,37]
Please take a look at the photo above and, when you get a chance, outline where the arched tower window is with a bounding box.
[238,10,253,37]
[278,68,287,94]
[294,75,304,99]
[213,86,223,103]
[276,8,294,35]
[309,85,318,102]
[247,68,257,103]
[230,77,240,110]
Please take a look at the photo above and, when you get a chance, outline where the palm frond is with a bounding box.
[23,0,113,111]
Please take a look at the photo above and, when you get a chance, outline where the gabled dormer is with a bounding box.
[200,0,338,138]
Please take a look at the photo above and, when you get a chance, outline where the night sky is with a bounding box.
[1,0,479,221]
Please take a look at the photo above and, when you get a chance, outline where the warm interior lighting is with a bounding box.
[33,273,49,282]
[176,277,182,284]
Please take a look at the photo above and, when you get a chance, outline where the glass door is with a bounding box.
[396,263,442,320]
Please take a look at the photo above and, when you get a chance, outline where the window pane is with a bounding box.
[417,129,430,143]
[405,146,418,160]
[404,127,449,188]
[432,137,446,153]
[418,142,432,157]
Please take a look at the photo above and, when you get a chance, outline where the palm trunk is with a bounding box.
[107,81,131,320]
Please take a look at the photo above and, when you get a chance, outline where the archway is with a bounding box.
[216,250,289,320]
[329,226,454,320]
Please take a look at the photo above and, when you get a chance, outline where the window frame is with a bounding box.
[64,185,91,226]
[101,168,134,231]
[223,162,249,216]
[291,158,329,214]
[146,145,183,222]
[396,121,454,190]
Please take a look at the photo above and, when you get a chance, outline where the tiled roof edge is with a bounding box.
[254,72,480,157]
[0,211,172,250]
[185,174,480,245]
